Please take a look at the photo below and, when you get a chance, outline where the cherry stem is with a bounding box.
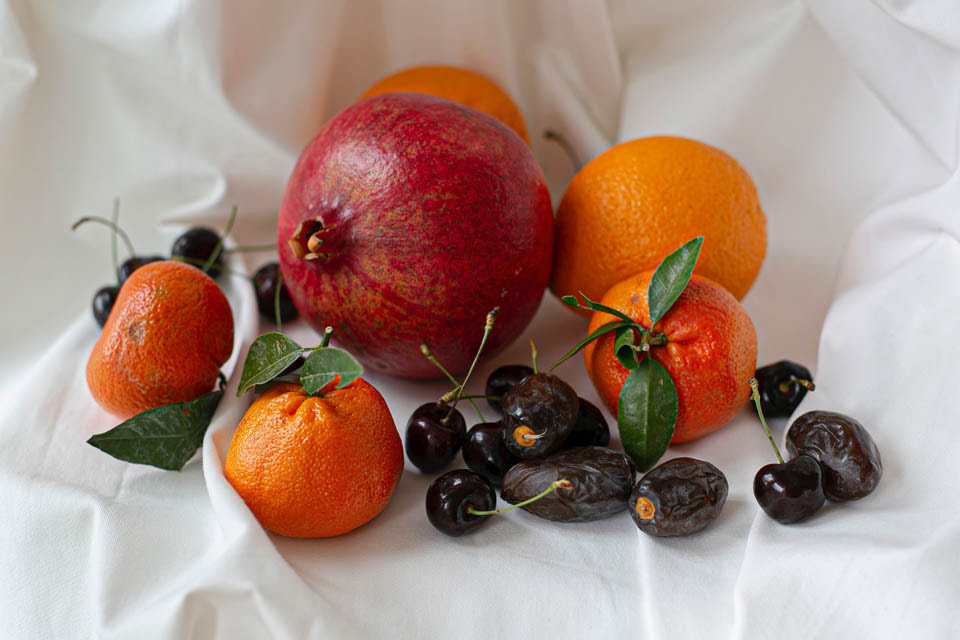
[421,343,485,424]
[779,378,816,394]
[202,205,237,274]
[530,339,539,374]
[273,270,284,329]
[749,377,784,464]
[543,130,583,172]
[71,204,137,285]
[445,308,499,422]
[467,479,573,516]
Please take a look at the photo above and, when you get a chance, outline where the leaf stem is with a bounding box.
[467,479,572,516]
[202,205,237,274]
[445,308,498,422]
[319,326,333,348]
[749,377,784,464]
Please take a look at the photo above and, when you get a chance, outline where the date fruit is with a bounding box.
[786,410,882,501]
[501,373,579,459]
[485,364,534,413]
[630,457,728,537]
[500,446,636,522]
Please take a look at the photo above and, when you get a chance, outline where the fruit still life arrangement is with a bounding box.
[75,64,882,540]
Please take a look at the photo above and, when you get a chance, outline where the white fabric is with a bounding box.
[1,1,958,638]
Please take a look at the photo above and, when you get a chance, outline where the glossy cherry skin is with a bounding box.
[564,398,610,448]
[485,364,534,413]
[425,469,496,536]
[754,360,814,418]
[404,403,467,473]
[462,421,521,485]
[753,455,825,524]
[171,227,224,279]
[501,373,579,459]
[252,262,298,323]
[92,285,119,328]
[118,255,165,283]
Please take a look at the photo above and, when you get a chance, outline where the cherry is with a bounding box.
[252,262,298,323]
[118,255,164,283]
[753,360,815,418]
[485,364,534,413]
[171,227,224,279]
[92,285,119,327]
[425,468,571,537]
[405,403,467,473]
[462,421,520,485]
[754,455,825,524]
[426,469,497,536]
[749,377,825,524]
[564,398,610,448]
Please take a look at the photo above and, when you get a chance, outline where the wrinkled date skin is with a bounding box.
[485,365,534,414]
[786,410,882,501]
[501,373,579,459]
[500,446,636,522]
[630,457,728,537]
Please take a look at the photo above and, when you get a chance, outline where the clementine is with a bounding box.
[584,271,757,443]
[224,380,403,538]
[551,136,766,310]
[361,65,530,144]
[86,261,234,419]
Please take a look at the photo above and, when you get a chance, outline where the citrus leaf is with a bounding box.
[614,326,640,370]
[647,236,703,326]
[301,347,364,395]
[549,320,635,371]
[87,390,223,471]
[560,293,635,324]
[236,332,304,396]
[617,358,677,472]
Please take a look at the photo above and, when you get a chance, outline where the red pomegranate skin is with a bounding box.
[277,93,554,378]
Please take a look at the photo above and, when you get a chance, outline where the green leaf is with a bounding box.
[614,326,640,369]
[236,332,304,396]
[647,236,704,326]
[87,390,224,471]
[560,293,635,324]
[617,358,678,472]
[301,347,364,395]
[549,320,635,371]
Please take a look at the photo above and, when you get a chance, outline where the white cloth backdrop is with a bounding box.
[1,1,958,638]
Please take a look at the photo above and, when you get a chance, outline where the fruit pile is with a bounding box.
[73,63,884,542]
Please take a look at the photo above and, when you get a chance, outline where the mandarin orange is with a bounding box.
[224,380,403,538]
[85,261,234,419]
[584,271,757,443]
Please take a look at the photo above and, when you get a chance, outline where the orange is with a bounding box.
[224,380,403,538]
[86,261,234,419]
[361,65,530,144]
[551,136,766,311]
[584,271,757,443]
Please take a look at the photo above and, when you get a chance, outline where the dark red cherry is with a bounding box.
[564,398,610,448]
[404,403,466,473]
[425,469,496,536]
[92,285,119,327]
[462,421,520,485]
[753,455,825,524]
[252,262,298,323]
[485,364,534,413]
[118,255,164,283]
[754,360,815,418]
[171,227,224,278]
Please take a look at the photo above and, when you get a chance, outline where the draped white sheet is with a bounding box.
[1,1,957,637]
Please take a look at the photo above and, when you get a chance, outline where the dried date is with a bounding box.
[500,446,636,522]
[630,457,728,537]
